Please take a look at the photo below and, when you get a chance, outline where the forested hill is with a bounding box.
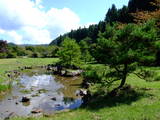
[50,0,160,45]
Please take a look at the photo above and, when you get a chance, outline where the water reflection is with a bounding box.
[20,75,63,90]
[0,68,82,119]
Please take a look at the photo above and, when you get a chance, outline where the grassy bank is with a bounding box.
[10,66,160,120]
[0,58,59,93]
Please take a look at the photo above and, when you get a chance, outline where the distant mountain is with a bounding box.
[7,42,49,46]
[18,44,48,46]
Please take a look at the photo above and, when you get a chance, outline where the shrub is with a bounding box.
[0,53,7,58]
[7,52,17,58]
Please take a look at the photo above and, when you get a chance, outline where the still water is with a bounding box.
[0,68,83,119]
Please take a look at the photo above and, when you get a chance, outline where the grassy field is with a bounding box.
[0,59,160,120]
[0,58,59,92]
[10,66,160,120]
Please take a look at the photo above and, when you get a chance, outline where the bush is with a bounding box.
[31,52,40,58]
[0,53,7,58]
[7,52,17,58]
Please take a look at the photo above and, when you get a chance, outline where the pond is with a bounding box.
[0,68,83,119]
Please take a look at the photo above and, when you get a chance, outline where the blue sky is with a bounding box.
[0,0,129,44]
[42,0,129,24]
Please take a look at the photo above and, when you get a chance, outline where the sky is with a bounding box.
[0,0,129,44]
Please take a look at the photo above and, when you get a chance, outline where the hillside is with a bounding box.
[50,0,160,46]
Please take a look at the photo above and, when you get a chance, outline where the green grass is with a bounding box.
[10,66,160,120]
[0,58,59,92]
[1,61,160,120]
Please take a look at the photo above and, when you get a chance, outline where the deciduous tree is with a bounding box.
[58,37,82,68]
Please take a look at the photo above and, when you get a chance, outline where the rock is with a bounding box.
[65,70,83,77]
[76,89,91,105]
[82,79,91,89]
[52,67,57,71]
[13,70,18,74]
[61,70,66,76]
[40,65,45,68]
[51,97,56,101]
[47,66,52,70]
[79,89,87,96]
[21,68,24,71]
[81,90,91,105]
[57,65,62,72]
[24,66,32,69]
[7,74,11,78]
[31,109,42,114]
[21,97,30,102]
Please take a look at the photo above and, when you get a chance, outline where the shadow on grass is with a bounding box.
[81,85,153,111]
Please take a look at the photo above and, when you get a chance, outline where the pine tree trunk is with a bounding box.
[109,64,128,96]
[118,63,128,89]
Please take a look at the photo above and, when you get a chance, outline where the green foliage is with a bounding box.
[25,45,59,58]
[105,5,133,24]
[0,84,10,91]
[8,44,27,57]
[31,52,40,58]
[83,65,115,89]
[95,20,158,88]
[25,46,35,52]
[7,52,17,58]
[0,53,7,58]
[105,4,118,23]
[58,37,82,68]
[79,40,93,63]
[134,67,160,82]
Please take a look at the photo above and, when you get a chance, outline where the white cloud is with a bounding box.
[0,29,5,34]
[0,0,46,28]
[35,0,42,5]
[46,8,80,32]
[8,31,23,44]
[22,27,51,44]
[0,0,80,44]
[46,8,80,38]
[34,0,44,9]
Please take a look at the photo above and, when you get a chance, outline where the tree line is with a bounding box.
[0,41,59,58]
